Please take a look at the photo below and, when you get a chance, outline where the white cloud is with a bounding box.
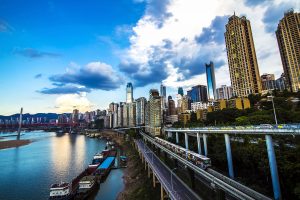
[55,93,95,113]
[120,0,299,89]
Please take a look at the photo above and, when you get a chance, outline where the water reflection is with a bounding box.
[0,131,123,200]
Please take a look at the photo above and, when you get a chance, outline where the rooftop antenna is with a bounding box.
[17,107,23,140]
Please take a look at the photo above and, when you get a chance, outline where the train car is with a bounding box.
[155,137,211,169]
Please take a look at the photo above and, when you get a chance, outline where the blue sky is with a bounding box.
[0,0,299,115]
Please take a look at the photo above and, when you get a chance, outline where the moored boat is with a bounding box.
[49,182,74,200]
[75,176,98,200]
[94,156,115,183]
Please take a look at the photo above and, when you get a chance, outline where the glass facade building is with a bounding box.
[206,61,216,100]
[126,82,133,103]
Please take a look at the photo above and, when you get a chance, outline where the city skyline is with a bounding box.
[1,0,299,115]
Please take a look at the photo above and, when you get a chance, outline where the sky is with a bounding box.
[0,0,299,115]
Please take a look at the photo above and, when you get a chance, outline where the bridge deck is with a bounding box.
[136,139,201,200]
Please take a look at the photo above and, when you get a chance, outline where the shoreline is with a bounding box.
[99,130,160,200]
[0,139,31,150]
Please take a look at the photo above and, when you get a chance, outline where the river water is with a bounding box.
[0,131,124,200]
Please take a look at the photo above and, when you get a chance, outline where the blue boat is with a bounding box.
[94,156,115,182]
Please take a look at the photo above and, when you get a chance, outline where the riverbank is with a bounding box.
[99,130,160,200]
[0,139,31,150]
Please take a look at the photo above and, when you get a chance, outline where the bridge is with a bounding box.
[165,126,300,200]
[135,139,201,200]
[138,130,272,200]
[115,125,300,200]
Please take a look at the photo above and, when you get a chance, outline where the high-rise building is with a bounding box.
[149,89,161,136]
[122,103,128,127]
[136,97,147,125]
[72,109,79,123]
[187,85,208,102]
[276,73,287,91]
[126,82,133,103]
[128,102,136,127]
[206,61,216,100]
[178,87,184,96]
[145,100,150,133]
[180,95,190,113]
[117,103,124,127]
[160,83,167,108]
[216,85,233,100]
[276,9,300,92]
[225,14,262,97]
[160,83,166,98]
[167,96,176,115]
[261,73,276,91]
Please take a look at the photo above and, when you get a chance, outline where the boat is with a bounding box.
[74,176,98,200]
[88,148,111,168]
[49,182,74,200]
[94,156,115,183]
[88,152,104,168]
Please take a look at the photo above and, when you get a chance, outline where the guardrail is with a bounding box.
[139,131,271,200]
[136,140,190,200]
[165,127,300,135]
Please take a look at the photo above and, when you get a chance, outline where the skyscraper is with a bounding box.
[205,61,216,100]
[276,73,286,91]
[216,85,233,100]
[178,87,184,96]
[149,89,161,136]
[225,14,262,97]
[136,97,147,125]
[276,9,300,92]
[72,109,79,123]
[117,103,124,127]
[122,103,128,127]
[128,102,136,127]
[126,82,133,103]
[187,85,208,102]
[167,96,176,115]
[261,74,276,91]
[160,83,167,109]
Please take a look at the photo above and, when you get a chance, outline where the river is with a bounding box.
[0,130,124,200]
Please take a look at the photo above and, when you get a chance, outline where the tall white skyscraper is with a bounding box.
[126,82,133,103]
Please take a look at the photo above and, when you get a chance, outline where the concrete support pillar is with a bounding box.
[203,134,208,156]
[197,132,202,155]
[167,131,172,138]
[265,135,281,200]
[153,174,156,188]
[216,187,225,200]
[176,132,179,144]
[224,134,234,178]
[185,132,189,150]
[188,168,195,190]
[161,185,165,200]
[145,161,147,170]
[148,165,151,178]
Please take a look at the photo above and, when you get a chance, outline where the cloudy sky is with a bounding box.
[0,0,299,115]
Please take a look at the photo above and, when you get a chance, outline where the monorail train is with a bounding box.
[155,137,212,170]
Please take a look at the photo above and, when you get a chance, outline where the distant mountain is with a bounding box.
[0,113,68,120]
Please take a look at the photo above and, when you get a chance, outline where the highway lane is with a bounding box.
[136,139,201,200]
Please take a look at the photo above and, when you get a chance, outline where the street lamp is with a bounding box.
[267,95,278,125]
[170,168,177,191]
